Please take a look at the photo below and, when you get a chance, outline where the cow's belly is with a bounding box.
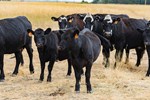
[0,34,25,54]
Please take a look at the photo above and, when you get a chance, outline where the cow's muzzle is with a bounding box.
[36,43,44,48]
[104,32,112,37]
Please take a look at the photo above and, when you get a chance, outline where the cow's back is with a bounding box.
[79,29,101,62]
[0,16,32,53]
[122,18,148,48]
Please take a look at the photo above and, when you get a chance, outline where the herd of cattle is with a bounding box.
[0,13,150,93]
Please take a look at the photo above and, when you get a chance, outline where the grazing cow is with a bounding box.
[0,16,34,81]
[137,21,150,76]
[58,28,101,93]
[27,28,72,82]
[101,14,147,67]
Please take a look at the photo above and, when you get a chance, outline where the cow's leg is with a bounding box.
[0,54,4,81]
[20,52,24,66]
[12,52,21,75]
[25,45,34,74]
[73,64,81,93]
[114,49,123,68]
[102,47,110,68]
[146,46,150,76]
[85,63,92,93]
[39,60,45,81]
[125,49,129,64]
[47,60,55,82]
[135,48,145,67]
[66,58,72,76]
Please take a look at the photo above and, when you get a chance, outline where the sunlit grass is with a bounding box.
[0,2,149,29]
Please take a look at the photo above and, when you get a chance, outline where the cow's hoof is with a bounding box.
[21,63,24,66]
[39,78,44,82]
[135,63,140,67]
[66,75,71,78]
[75,91,80,93]
[0,79,5,82]
[146,74,149,77]
[30,71,34,74]
[47,78,51,82]
[87,90,93,93]
[38,80,43,83]
[66,73,71,76]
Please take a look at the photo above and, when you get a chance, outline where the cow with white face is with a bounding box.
[83,13,94,30]
[102,15,114,37]
[101,14,147,68]
[51,15,70,29]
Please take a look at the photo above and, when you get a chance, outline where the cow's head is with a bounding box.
[27,28,51,48]
[82,13,94,30]
[102,15,120,37]
[51,15,70,29]
[58,28,79,50]
[137,21,150,45]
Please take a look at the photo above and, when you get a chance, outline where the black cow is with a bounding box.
[51,14,85,30]
[81,13,144,67]
[59,28,101,93]
[52,14,111,68]
[51,14,85,75]
[101,14,147,68]
[137,21,150,76]
[27,28,72,82]
[0,16,34,81]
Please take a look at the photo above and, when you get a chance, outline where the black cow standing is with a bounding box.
[51,14,85,30]
[59,28,101,93]
[27,28,72,82]
[51,14,111,68]
[101,14,147,68]
[0,16,34,81]
[137,21,150,76]
[51,14,85,75]
[81,13,142,67]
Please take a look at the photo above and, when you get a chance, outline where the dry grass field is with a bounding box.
[0,2,150,100]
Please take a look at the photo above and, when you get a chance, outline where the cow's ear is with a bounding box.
[137,28,144,33]
[59,30,65,34]
[113,18,120,24]
[147,21,150,27]
[44,28,51,35]
[27,29,34,37]
[73,29,79,39]
[67,16,73,23]
[78,14,85,20]
[51,17,58,21]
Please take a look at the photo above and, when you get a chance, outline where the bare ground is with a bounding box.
[0,2,150,100]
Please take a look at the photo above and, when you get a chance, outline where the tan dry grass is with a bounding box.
[0,2,150,100]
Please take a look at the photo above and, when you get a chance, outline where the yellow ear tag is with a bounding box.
[114,21,118,24]
[74,34,78,39]
[69,19,73,23]
[28,32,32,37]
